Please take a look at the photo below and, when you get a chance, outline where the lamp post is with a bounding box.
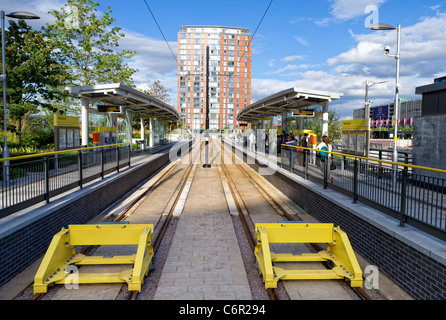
[364,80,388,157]
[367,23,401,168]
[203,45,211,168]
[1,11,40,170]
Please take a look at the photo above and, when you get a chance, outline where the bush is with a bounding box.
[0,167,27,180]
[21,127,54,149]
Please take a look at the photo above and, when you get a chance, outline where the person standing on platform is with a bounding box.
[299,133,309,167]
[248,130,256,152]
[316,135,334,183]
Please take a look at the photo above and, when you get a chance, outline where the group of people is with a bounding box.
[246,130,334,183]
[283,132,334,183]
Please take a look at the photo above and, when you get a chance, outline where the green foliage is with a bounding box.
[304,107,342,142]
[44,0,137,86]
[0,20,71,142]
[133,80,172,130]
[1,127,55,154]
[0,167,27,180]
[142,80,171,104]
[1,0,140,152]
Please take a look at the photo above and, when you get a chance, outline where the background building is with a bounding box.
[177,26,252,132]
[353,99,422,126]
[413,77,446,178]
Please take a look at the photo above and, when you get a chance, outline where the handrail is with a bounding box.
[0,143,131,162]
[281,144,446,175]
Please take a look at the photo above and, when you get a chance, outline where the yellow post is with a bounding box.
[33,228,74,294]
[33,224,154,294]
[254,223,363,289]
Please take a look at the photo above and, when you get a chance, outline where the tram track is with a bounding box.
[18,137,377,301]
[218,139,375,301]
[109,140,205,300]
[25,140,204,301]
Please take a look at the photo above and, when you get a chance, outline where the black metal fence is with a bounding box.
[281,145,446,240]
[0,143,131,218]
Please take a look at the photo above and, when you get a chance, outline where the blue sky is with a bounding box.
[3,0,446,119]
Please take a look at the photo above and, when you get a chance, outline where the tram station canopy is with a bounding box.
[237,87,343,122]
[67,83,179,121]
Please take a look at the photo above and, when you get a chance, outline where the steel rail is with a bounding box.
[217,140,278,300]
[29,140,203,301]
[221,140,374,301]
[0,143,131,162]
[127,140,205,300]
[283,144,446,174]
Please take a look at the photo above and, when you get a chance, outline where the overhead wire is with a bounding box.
[141,0,274,105]
[143,0,179,67]
[227,0,274,81]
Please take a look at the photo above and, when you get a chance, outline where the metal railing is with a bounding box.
[333,144,413,165]
[0,143,131,218]
[280,145,446,240]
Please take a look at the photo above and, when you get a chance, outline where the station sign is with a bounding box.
[54,114,79,127]
[341,119,370,157]
[97,105,122,113]
[292,109,314,117]
[342,119,370,131]
[54,114,80,151]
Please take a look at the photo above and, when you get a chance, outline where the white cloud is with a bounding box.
[294,35,309,47]
[2,0,63,29]
[119,29,178,85]
[305,0,387,27]
[281,55,305,62]
[327,12,446,80]
[270,64,299,74]
[329,0,387,21]
[251,60,434,120]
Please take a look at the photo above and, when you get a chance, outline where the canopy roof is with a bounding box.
[237,87,343,122]
[67,83,179,121]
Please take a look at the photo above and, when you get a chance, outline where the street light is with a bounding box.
[1,11,40,179]
[364,80,388,157]
[367,23,401,167]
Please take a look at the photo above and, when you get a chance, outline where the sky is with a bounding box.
[2,0,446,120]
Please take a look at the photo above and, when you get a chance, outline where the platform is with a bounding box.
[153,165,252,300]
[1,138,440,300]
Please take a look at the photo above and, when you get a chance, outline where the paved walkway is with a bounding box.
[153,165,252,300]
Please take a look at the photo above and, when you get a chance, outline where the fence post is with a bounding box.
[116,145,120,172]
[323,158,328,189]
[101,147,105,179]
[399,167,408,227]
[280,145,284,169]
[44,156,50,203]
[128,144,131,167]
[353,159,358,203]
[304,150,309,180]
[78,150,83,189]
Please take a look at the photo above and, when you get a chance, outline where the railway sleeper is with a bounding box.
[33,223,154,294]
[254,222,363,289]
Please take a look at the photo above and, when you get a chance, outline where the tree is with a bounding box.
[44,0,137,87]
[304,106,342,143]
[133,80,172,131]
[142,80,171,104]
[0,20,71,144]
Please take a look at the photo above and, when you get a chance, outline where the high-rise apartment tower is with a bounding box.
[177,26,252,132]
